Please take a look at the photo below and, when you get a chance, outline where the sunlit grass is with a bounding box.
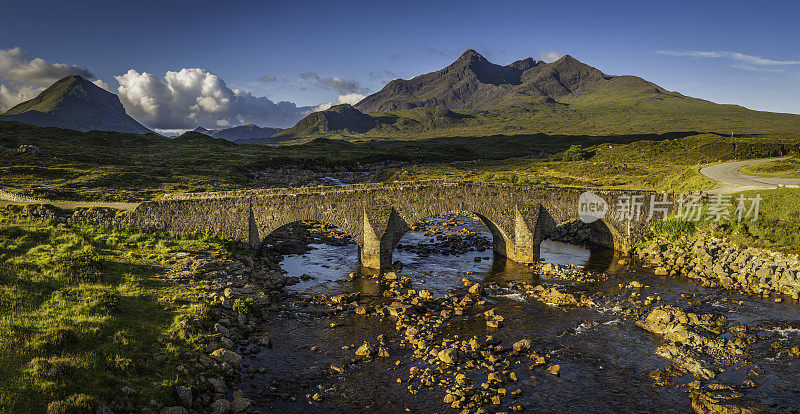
[0,206,232,413]
[740,157,800,178]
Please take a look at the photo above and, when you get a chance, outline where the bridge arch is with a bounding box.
[129,181,666,272]
[543,216,627,252]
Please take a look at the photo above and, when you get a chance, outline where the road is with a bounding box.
[699,157,800,193]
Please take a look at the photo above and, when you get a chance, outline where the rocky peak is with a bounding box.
[507,57,541,71]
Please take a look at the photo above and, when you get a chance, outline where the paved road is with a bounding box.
[699,157,800,193]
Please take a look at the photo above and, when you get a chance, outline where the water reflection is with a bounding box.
[279,214,617,297]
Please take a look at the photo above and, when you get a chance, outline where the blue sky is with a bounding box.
[1,0,798,130]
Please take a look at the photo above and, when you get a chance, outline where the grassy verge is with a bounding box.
[717,188,800,253]
[647,188,800,254]
[739,157,800,178]
[0,205,232,413]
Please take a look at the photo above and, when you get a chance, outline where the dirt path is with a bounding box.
[0,190,139,210]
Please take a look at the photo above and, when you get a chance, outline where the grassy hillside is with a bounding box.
[379,133,800,192]
[277,95,800,140]
[1,121,696,202]
[1,76,151,134]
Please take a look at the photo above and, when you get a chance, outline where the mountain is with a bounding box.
[277,104,380,136]
[354,50,627,112]
[194,124,283,142]
[278,50,800,139]
[0,76,151,134]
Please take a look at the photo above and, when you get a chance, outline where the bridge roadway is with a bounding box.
[128,180,668,271]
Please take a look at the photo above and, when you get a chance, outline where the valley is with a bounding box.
[2,19,800,413]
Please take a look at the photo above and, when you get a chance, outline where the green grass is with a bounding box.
[711,188,800,253]
[652,218,697,240]
[382,133,799,192]
[739,157,800,178]
[645,188,800,254]
[0,205,232,413]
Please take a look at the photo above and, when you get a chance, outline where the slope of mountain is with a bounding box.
[277,50,800,139]
[279,104,382,136]
[194,124,283,141]
[0,76,151,134]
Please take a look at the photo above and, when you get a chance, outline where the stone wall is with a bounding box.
[131,181,668,271]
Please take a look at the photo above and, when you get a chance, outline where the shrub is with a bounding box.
[652,218,696,240]
[562,145,591,161]
[232,298,259,316]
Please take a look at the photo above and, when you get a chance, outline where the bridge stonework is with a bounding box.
[129,181,668,271]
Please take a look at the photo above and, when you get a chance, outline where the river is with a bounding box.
[242,214,800,413]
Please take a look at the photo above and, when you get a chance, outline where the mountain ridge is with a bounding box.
[194,124,283,141]
[277,50,800,139]
[0,76,151,134]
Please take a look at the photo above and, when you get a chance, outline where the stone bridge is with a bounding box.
[129,181,674,271]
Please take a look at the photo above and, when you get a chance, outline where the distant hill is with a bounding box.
[194,124,283,142]
[175,131,237,147]
[277,50,800,139]
[0,76,151,134]
[276,104,381,137]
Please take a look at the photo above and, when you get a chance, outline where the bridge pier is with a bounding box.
[359,208,409,271]
[494,205,544,265]
[358,205,545,272]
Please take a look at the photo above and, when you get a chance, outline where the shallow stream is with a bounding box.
[244,215,800,413]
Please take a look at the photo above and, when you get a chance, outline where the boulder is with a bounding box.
[512,339,531,353]
[210,348,242,366]
[437,348,460,365]
[211,399,230,414]
[355,342,375,358]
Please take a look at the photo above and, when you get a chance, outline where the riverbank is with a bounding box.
[638,229,800,299]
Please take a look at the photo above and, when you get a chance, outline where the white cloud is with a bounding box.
[92,79,111,92]
[0,47,96,111]
[0,83,39,111]
[337,93,366,105]
[657,50,800,66]
[0,47,94,86]
[313,93,367,112]
[541,51,562,63]
[115,68,314,129]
